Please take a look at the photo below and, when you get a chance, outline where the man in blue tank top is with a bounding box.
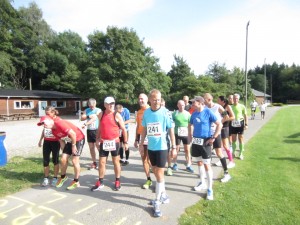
[81,98,101,170]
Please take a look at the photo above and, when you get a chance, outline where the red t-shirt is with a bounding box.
[52,120,85,141]
[100,112,120,142]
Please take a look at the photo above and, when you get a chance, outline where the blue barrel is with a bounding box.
[0,132,7,166]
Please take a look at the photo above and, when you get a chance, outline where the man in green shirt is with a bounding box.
[172,100,193,172]
[231,94,248,160]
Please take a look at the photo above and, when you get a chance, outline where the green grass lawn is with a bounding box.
[179,106,300,225]
[0,156,43,197]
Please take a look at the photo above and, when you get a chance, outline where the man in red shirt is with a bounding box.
[91,96,128,191]
[37,116,85,190]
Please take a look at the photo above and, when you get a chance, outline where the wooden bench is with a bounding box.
[0,114,8,122]
[17,113,36,120]
[0,113,36,121]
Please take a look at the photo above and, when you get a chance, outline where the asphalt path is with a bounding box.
[0,107,281,225]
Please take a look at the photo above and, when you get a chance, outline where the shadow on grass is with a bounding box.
[283,139,300,144]
[285,132,300,138]
[269,157,300,162]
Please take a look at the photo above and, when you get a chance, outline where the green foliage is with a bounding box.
[83,26,170,104]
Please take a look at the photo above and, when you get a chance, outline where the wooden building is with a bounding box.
[0,89,82,119]
[251,89,271,104]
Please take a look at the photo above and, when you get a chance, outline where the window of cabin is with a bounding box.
[14,101,34,109]
[51,101,66,108]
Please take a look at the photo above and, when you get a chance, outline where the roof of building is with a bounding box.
[252,89,271,97]
[0,89,81,99]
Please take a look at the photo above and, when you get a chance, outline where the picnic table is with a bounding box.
[0,113,36,121]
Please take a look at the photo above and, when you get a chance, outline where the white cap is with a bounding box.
[104,96,115,104]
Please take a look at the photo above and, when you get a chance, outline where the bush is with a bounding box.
[272,102,284,106]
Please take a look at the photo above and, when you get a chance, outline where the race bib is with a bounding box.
[178,127,188,137]
[44,128,55,138]
[231,120,241,127]
[192,137,204,145]
[87,123,96,130]
[103,140,116,151]
[61,136,72,143]
[147,122,162,137]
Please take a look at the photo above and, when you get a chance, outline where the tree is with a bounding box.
[168,55,195,92]
[81,26,170,104]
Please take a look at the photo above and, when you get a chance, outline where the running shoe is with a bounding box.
[207,189,214,200]
[51,178,58,187]
[91,180,104,191]
[186,166,194,173]
[142,180,152,189]
[41,178,49,187]
[153,200,162,217]
[172,163,178,171]
[114,180,121,191]
[56,176,68,188]
[221,173,232,183]
[193,181,207,191]
[214,160,222,167]
[67,181,80,190]
[239,154,244,160]
[166,167,173,176]
[227,161,236,169]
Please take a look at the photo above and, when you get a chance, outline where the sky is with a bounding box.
[12,0,300,75]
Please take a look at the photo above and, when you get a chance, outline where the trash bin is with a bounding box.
[0,131,7,166]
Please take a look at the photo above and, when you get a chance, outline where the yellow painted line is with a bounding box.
[7,196,35,206]
[12,207,43,225]
[46,193,67,204]
[68,219,84,225]
[45,215,56,225]
[38,205,63,217]
[0,199,8,207]
[74,203,98,215]
[0,204,24,219]
[115,217,127,225]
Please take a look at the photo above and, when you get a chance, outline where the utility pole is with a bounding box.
[245,21,250,107]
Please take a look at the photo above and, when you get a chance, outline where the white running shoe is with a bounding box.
[221,174,231,183]
[227,161,236,169]
[193,181,207,191]
[41,178,49,187]
[240,154,244,160]
[207,189,214,200]
[214,160,222,166]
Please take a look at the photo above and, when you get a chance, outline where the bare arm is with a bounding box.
[68,129,77,155]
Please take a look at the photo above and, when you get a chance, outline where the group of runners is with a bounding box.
[37,90,250,218]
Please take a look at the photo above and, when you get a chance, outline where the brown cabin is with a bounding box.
[0,89,82,120]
